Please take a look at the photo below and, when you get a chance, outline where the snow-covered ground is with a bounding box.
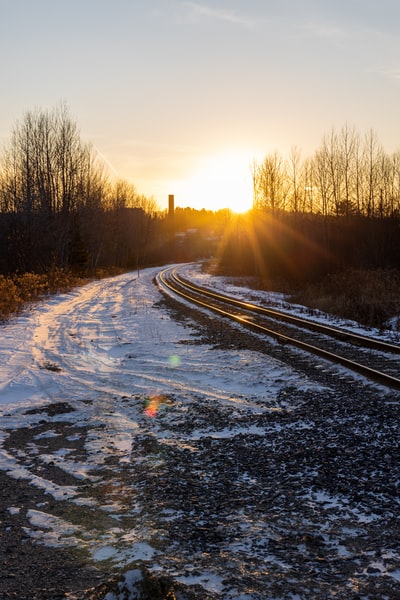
[0,264,399,599]
[0,265,317,417]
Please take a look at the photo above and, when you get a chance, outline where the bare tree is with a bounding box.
[339,123,359,217]
[0,104,109,270]
[312,146,331,216]
[362,129,383,218]
[254,151,287,213]
[287,146,302,213]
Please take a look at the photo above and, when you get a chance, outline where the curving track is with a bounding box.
[157,265,400,391]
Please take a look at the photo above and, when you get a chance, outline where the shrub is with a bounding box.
[15,272,47,302]
[44,268,77,293]
[0,276,21,320]
[0,266,128,322]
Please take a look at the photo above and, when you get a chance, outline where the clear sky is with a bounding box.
[1,0,400,212]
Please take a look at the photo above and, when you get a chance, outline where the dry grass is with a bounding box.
[290,269,400,330]
[203,260,400,330]
[0,269,77,321]
[0,267,125,322]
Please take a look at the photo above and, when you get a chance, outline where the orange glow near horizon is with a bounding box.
[175,150,255,213]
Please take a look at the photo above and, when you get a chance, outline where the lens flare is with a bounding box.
[168,354,181,369]
[144,395,165,418]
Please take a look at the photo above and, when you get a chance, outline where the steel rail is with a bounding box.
[172,271,400,355]
[157,267,400,391]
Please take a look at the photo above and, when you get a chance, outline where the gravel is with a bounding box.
[1,293,400,599]
[0,469,107,599]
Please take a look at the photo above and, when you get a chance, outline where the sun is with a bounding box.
[176,150,255,213]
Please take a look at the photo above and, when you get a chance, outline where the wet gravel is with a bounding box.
[1,293,400,599]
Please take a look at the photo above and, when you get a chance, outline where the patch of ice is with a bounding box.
[92,541,157,564]
[25,509,81,547]
[7,506,21,515]
[92,545,119,561]
[34,430,60,439]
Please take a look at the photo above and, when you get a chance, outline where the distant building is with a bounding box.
[168,195,174,218]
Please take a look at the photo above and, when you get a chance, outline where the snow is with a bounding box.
[0,263,399,598]
[183,264,400,344]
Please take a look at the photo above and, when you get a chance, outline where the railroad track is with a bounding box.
[157,266,400,391]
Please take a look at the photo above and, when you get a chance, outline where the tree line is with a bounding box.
[216,125,400,285]
[1,107,399,288]
[252,123,400,218]
[0,104,164,275]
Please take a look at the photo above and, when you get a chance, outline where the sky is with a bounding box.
[1,1,400,212]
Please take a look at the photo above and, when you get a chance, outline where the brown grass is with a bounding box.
[289,269,400,330]
[0,267,124,322]
[203,260,400,330]
[0,269,77,321]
